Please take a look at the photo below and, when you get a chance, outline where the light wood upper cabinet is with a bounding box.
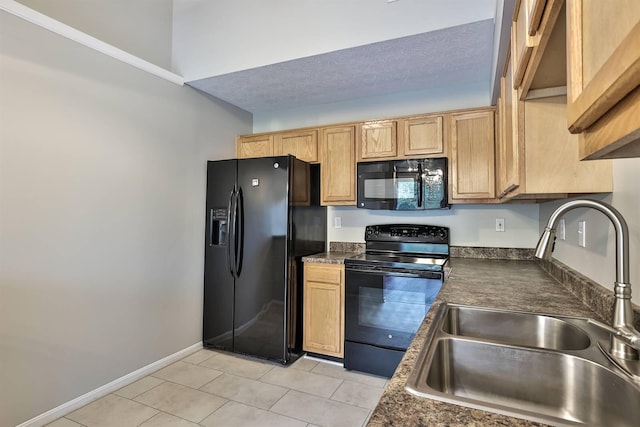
[303,263,344,358]
[513,0,567,98]
[274,129,318,163]
[494,1,612,201]
[526,0,547,36]
[517,96,612,195]
[236,134,273,158]
[320,125,356,205]
[400,115,444,157]
[358,120,397,160]
[567,0,640,159]
[291,160,311,206]
[496,47,521,198]
[450,110,496,200]
[512,0,537,88]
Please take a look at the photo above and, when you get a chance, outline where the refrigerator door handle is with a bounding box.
[227,188,236,277]
[235,186,244,277]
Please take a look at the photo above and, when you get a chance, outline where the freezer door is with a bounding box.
[203,159,237,351]
[234,156,291,362]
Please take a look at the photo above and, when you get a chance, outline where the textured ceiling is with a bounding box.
[187,19,494,114]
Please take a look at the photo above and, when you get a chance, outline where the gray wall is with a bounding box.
[539,158,640,304]
[16,0,174,69]
[0,11,251,427]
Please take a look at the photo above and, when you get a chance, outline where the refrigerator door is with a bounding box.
[233,156,291,361]
[203,159,237,351]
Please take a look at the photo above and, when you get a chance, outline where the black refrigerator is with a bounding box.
[203,156,326,364]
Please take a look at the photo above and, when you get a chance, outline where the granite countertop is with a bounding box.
[301,251,360,264]
[367,257,607,427]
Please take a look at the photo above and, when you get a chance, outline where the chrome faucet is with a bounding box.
[535,199,640,361]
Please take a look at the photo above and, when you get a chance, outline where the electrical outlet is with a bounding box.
[558,218,566,240]
[495,218,505,232]
[334,216,342,229]
[578,220,586,247]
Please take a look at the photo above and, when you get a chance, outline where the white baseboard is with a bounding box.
[16,342,203,427]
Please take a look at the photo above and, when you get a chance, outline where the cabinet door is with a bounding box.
[237,135,273,158]
[567,0,640,147]
[274,129,318,163]
[514,0,566,97]
[526,0,547,35]
[401,115,444,156]
[497,48,521,198]
[303,263,344,358]
[320,126,356,205]
[450,110,496,200]
[512,0,537,88]
[359,121,397,160]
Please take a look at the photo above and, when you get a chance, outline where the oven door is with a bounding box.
[344,265,443,350]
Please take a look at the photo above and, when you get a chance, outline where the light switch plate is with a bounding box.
[578,220,586,247]
[334,217,342,229]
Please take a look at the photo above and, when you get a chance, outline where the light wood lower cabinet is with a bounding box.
[320,125,356,206]
[303,263,344,358]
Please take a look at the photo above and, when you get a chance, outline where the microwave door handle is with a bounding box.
[417,164,423,208]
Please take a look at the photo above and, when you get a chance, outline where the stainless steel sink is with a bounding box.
[441,305,591,350]
[406,304,640,426]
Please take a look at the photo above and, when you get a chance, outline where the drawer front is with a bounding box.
[305,264,343,285]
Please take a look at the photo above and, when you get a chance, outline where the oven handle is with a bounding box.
[417,163,423,208]
[345,265,443,280]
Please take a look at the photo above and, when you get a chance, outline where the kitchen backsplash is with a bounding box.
[329,242,535,260]
[539,258,640,330]
[450,246,534,260]
[329,242,365,253]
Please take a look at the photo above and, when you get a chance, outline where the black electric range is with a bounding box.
[343,224,449,377]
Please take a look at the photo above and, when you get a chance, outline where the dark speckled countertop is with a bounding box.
[302,248,640,426]
[302,251,356,264]
[367,257,607,427]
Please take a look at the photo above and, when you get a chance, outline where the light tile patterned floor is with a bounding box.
[46,350,387,427]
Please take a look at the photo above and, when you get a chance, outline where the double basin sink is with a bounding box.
[406,304,640,426]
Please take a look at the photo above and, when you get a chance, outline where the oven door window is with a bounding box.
[345,269,442,350]
[361,174,420,210]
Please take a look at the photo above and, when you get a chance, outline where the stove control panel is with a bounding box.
[365,224,449,243]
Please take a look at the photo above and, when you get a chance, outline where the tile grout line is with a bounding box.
[133,407,158,427]
[60,351,383,427]
[265,389,319,426]
[119,379,223,427]
[271,388,371,427]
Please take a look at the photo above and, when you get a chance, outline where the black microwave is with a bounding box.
[356,158,448,210]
